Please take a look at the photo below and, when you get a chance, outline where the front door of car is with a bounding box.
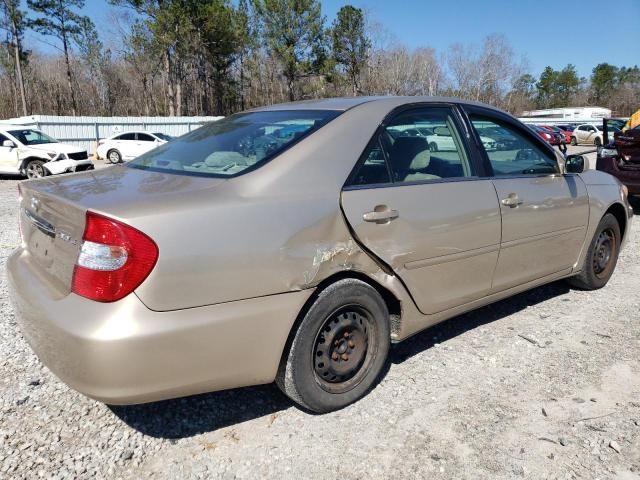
[465,108,590,292]
[0,133,18,172]
[341,105,502,315]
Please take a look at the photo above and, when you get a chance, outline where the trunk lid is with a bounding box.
[18,165,224,297]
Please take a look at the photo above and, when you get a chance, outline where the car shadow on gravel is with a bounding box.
[111,281,570,439]
[390,280,570,364]
[109,383,293,439]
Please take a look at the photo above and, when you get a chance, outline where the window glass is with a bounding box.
[349,140,391,186]
[7,129,58,145]
[137,133,155,142]
[384,108,471,183]
[119,133,136,141]
[152,133,173,141]
[0,133,9,144]
[469,115,559,176]
[128,110,340,178]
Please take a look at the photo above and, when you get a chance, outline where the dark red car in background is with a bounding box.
[541,125,571,143]
[527,124,563,145]
[597,123,640,195]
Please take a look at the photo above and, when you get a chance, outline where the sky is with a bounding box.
[24,0,640,79]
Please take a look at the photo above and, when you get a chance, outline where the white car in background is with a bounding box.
[0,125,93,179]
[571,123,621,146]
[96,131,173,163]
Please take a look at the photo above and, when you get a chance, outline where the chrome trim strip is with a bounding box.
[23,208,56,238]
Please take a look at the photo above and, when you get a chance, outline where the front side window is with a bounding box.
[349,106,472,186]
[469,115,559,176]
[8,129,58,145]
[128,110,340,177]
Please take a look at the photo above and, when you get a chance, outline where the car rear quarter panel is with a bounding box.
[116,101,402,311]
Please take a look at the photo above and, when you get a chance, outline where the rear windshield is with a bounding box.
[128,110,340,177]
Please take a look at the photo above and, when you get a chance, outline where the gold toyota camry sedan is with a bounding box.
[7,97,634,413]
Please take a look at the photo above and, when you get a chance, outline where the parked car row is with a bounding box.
[0,126,176,179]
[527,121,626,147]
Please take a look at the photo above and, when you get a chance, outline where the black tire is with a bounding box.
[570,136,577,146]
[25,159,47,179]
[594,137,602,147]
[107,149,122,164]
[567,213,620,290]
[276,278,390,413]
[429,141,438,152]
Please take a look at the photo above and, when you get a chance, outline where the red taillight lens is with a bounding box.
[72,211,158,302]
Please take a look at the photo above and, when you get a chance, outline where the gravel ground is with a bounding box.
[1,176,639,480]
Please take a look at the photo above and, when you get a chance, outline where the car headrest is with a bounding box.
[410,149,431,170]
[389,136,431,178]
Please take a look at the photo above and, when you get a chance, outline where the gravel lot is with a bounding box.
[1,169,639,479]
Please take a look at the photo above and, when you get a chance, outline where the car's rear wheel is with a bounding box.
[567,213,620,290]
[429,141,438,152]
[570,136,577,146]
[276,278,390,413]
[25,160,47,179]
[107,149,122,164]
[594,137,602,147]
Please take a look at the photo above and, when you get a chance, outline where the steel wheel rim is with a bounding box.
[109,151,120,163]
[312,306,374,394]
[592,228,614,277]
[26,163,44,178]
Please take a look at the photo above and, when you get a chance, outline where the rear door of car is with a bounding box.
[463,106,589,292]
[341,103,502,315]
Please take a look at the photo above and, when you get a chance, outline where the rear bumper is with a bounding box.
[7,248,312,404]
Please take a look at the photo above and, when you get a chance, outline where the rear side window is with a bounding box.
[137,133,155,142]
[128,110,340,177]
[469,115,559,176]
[348,106,472,186]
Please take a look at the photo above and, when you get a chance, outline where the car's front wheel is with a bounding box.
[594,137,602,147]
[570,136,577,146]
[25,159,47,179]
[276,278,390,413]
[567,213,620,290]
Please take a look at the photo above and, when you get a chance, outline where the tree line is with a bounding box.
[1,0,638,119]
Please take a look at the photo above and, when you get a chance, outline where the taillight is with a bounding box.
[72,211,158,302]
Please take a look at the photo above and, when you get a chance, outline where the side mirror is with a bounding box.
[2,140,15,149]
[565,154,585,174]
